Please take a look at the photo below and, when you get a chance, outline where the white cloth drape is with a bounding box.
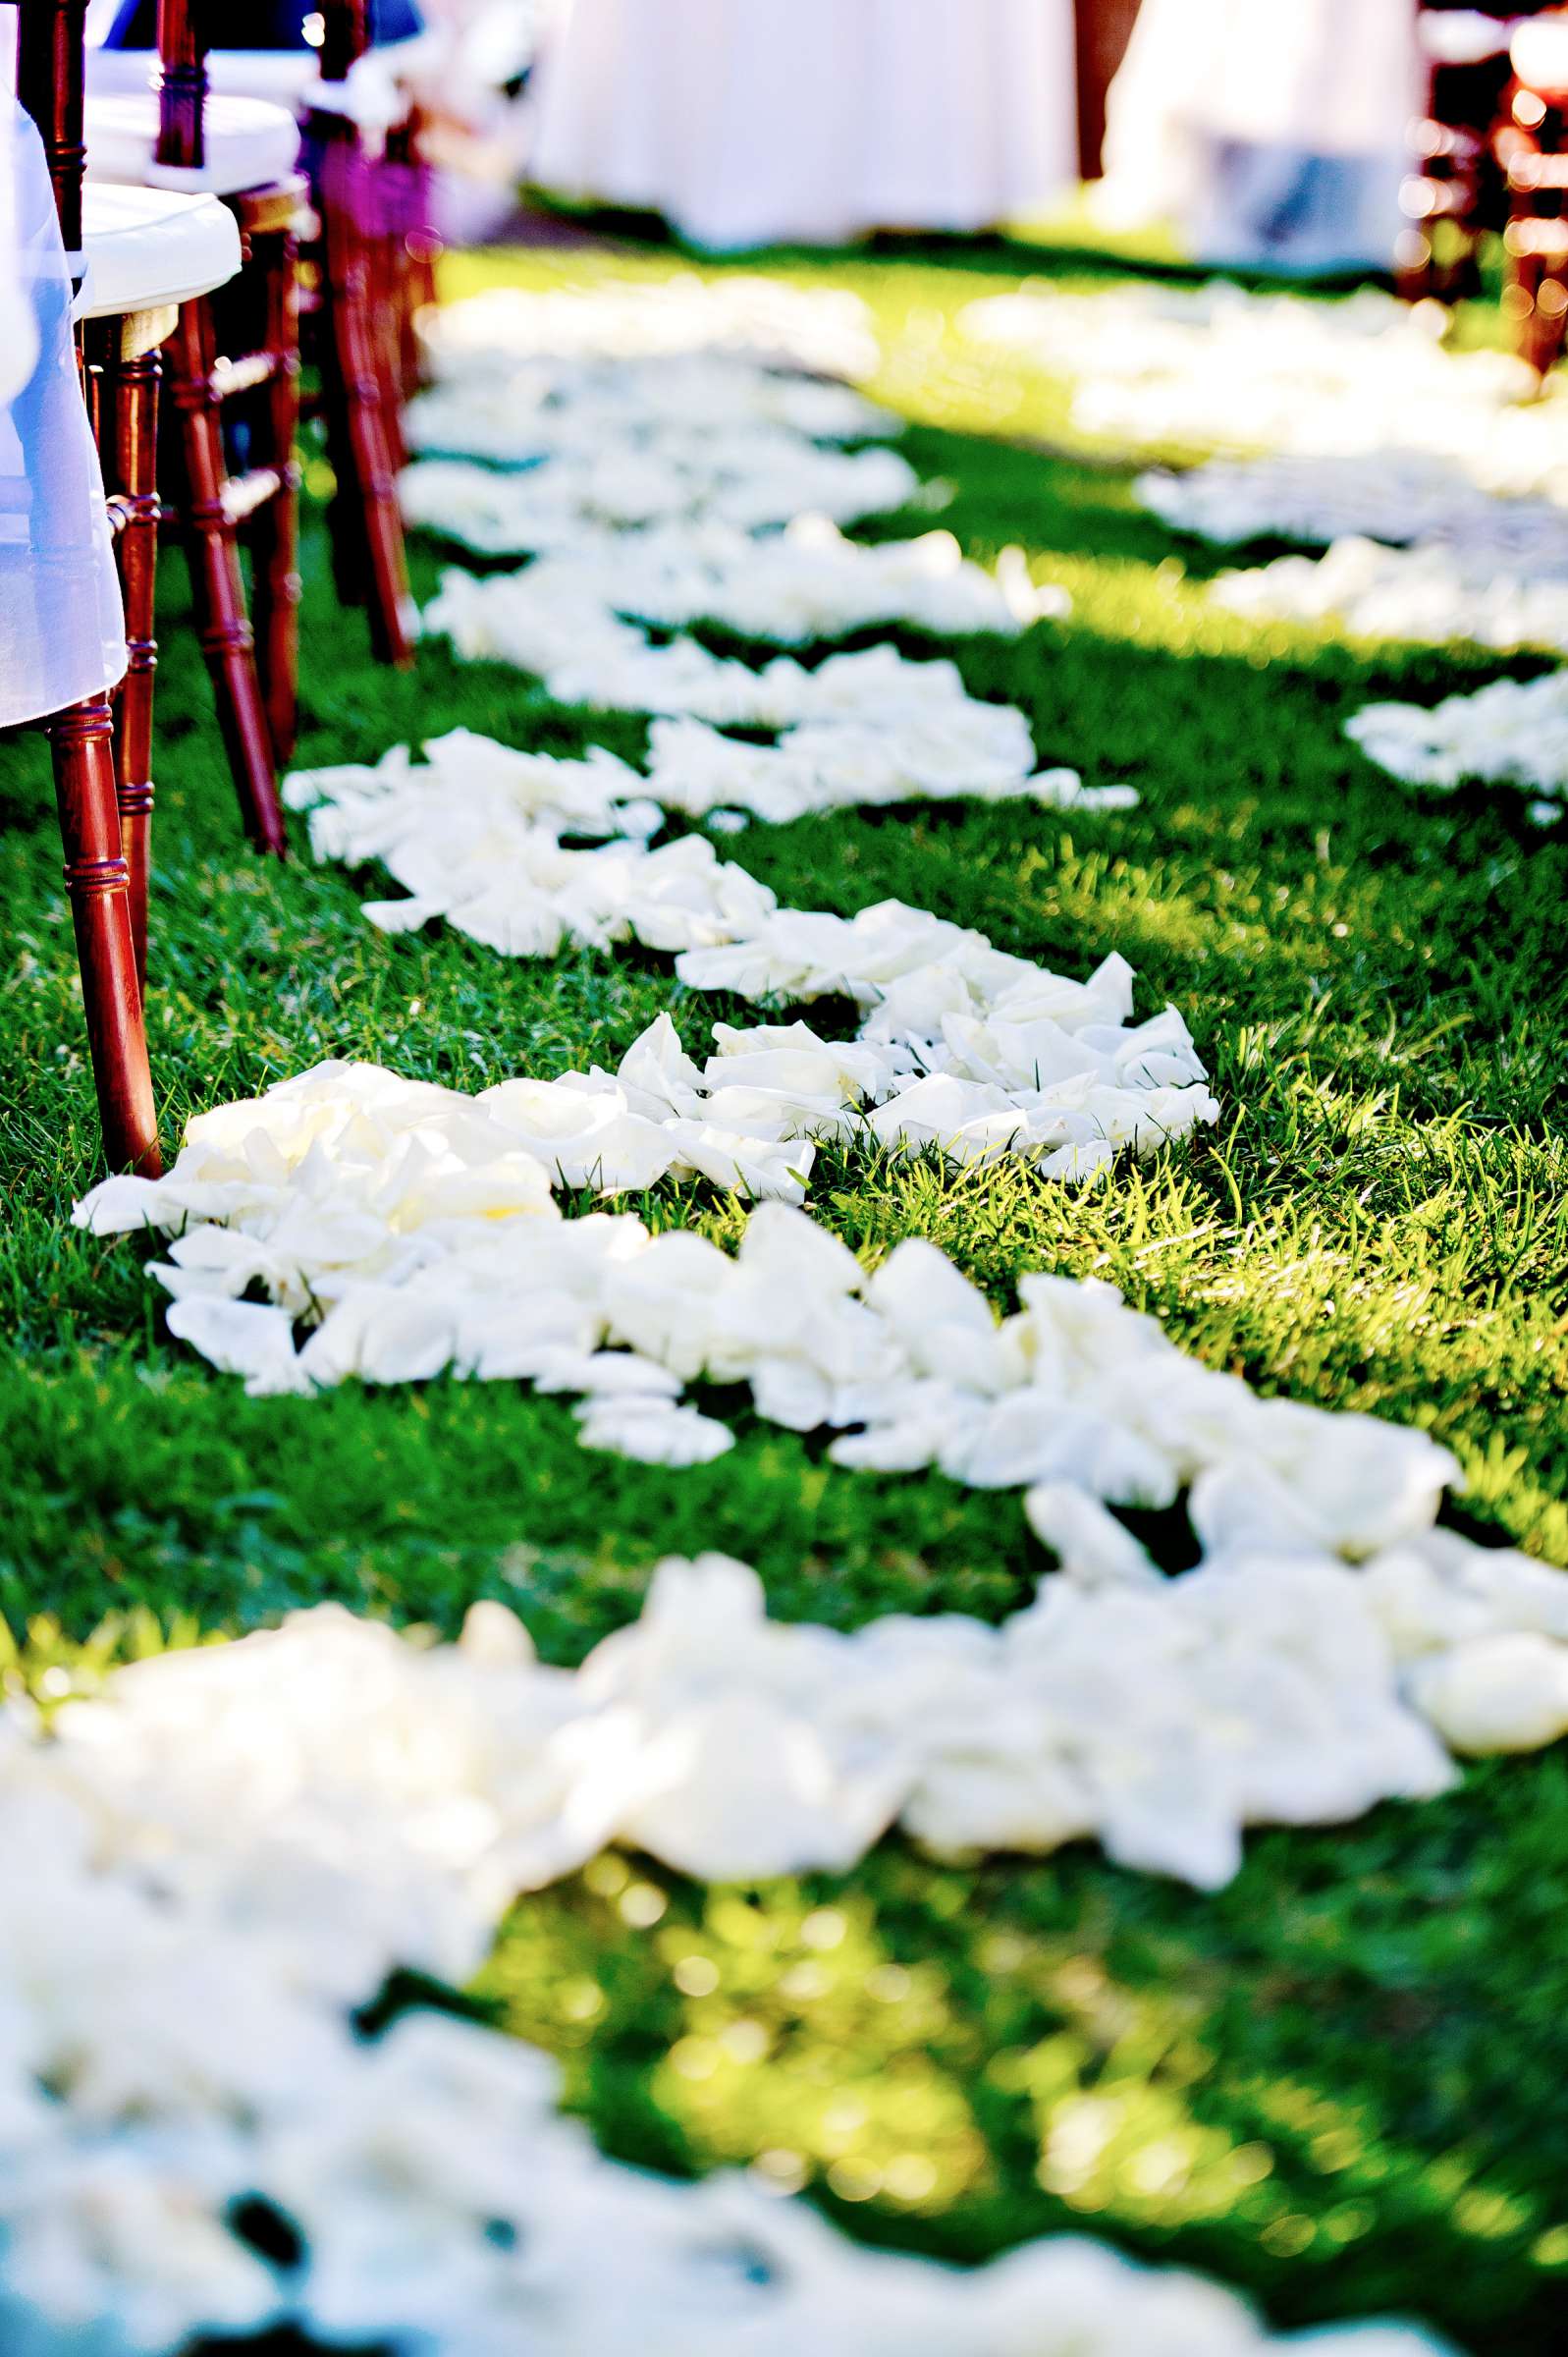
[1098,0,1422,274]
[0,97,127,731]
[531,0,1077,250]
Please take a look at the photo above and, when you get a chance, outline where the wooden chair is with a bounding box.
[303,0,417,668]
[10,0,242,1171]
[89,0,425,670]
[1501,14,1568,373]
[85,0,303,810]
[1400,13,1518,300]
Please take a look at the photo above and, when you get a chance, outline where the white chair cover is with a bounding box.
[0,98,127,733]
[530,0,1077,250]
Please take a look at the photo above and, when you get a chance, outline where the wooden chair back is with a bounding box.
[15,0,91,257]
[153,0,209,172]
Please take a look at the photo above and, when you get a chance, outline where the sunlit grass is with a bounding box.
[1,233,1565,2351]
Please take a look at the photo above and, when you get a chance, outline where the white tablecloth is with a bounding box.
[531,0,1077,249]
[1098,0,1421,273]
[0,97,127,731]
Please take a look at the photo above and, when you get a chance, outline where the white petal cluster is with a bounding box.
[675,907,1210,1172]
[408,350,898,464]
[71,1012,1214,1401]
[961,282,1568,493]
[1137,452,1568,562]
[284,726,781,950]
[1347,670,1568,815]
[1213,535,1568,659]
[39,1524,1568,1912]
[0,1678,1455,2356]
[424,565,1051,731]
[162,747,1218,1178]
[404,500,1063,641]
[403,287,1092,850]
[403,438,920,542]
[421,274,883,380]
[404,310,911,543]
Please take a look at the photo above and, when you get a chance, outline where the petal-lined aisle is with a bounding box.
[5,237,1567,2357]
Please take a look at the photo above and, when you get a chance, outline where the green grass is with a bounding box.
[2,238,1567,2351]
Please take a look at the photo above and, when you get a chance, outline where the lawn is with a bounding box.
[2,232,1566,2351]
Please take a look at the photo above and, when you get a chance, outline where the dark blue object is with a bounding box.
[101,0,425,49]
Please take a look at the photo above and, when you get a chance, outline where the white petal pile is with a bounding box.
[71,1074,1536,1761]
[414,561,1105,833]
[70,1022,1214,1411]
[405,365,898,530]
[1213,536,1568,659]
[279,722,1144,929]
[405,499,1063,642]
[423,565,1054,729]
[1347,669,1568,817]
[404,599,1106,831]
[404,307,915,543]
[421,274,883,379]
[35,1521,1568,1912]
[961,282,1568,494]
[407,350,899,463]
[0,1597,1456,2356]
[965,289,1568,808]
[402,439,922,544]
[1136,452,1568,561]
[402,281,1089,859]
[274,743,1207,1171]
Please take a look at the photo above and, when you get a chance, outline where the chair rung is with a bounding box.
[210,351,283,401]
[1404,181,1478,221]
[1507,215,1568,257]
[104,491,157,539]
[1414,124,1483,163]
[222,467,285,527]
[1511,155,1568,190]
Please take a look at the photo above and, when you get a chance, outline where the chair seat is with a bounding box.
[85,35,440,116]
[1513,19,1568,94]
[79,183,242,320]
[85,90,302,196]
[1417,11,1516,68]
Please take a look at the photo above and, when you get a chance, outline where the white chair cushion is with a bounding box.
[79,183,242,319]
[86,35,437,116]
[85,91,301,196]
[1417,12,1515,69]
[87,46,317,109]
[1513,19,1568,93]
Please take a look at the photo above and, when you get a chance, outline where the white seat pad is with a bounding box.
[85,90,301,196]
[79,182,242,319]
[86,35,437,116]
[1417,12,1514,69]
[1513,19,1568,93]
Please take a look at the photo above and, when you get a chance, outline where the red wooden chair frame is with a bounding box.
[14,0,158,1172]
[152,0,301,807]
[302,0,416,668]
[1499,24,1568,373]
[1399,24,1516,301]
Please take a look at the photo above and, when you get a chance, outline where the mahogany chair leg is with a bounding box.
[49,695,160,1176]
[167,295,289,853]
[104,342,162,986]
[366,219,408,474]
[248,222,303,763]
[316,126,414,668]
